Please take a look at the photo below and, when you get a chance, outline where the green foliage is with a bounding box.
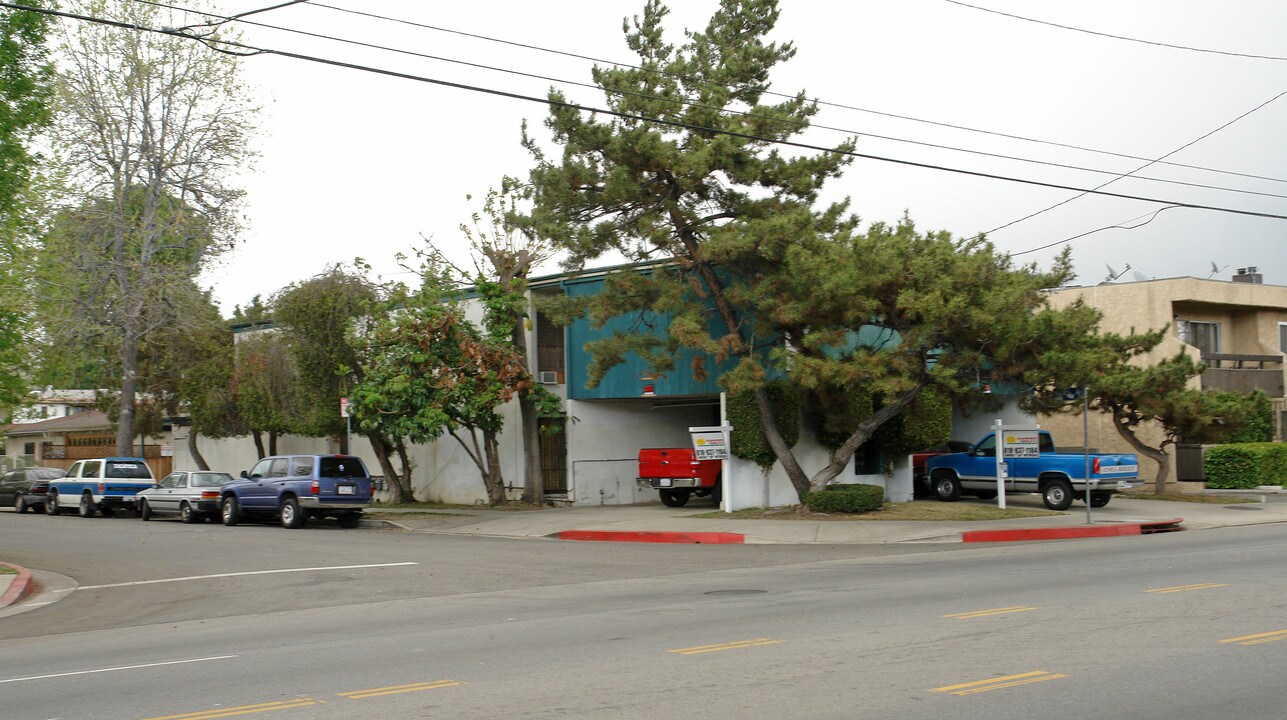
[728,380,800,468]
[0,0,55,221]
[1204,443,1287,489]
[872,387,953,460]
[1218,391,1274,444]
[803,483,885,513]
[271,266,378,439]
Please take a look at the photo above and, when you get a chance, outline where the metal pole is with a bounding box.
[1084,386,1092,524]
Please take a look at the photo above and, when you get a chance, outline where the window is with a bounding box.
[853,442,882,475]
[1177,320,1220,356]
[248,459,273,479]
[535,310,565,373]
[106,461,150,479]
[269,459,289,478]
[1279,322,1286,354]
[159,474,179,489]
[82,460,101,477]
[291,457,315,477]
[319,457,366,478]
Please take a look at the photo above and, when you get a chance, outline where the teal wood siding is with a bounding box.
[563,275,733,400]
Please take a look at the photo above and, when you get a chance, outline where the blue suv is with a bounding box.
[220,454,373,529]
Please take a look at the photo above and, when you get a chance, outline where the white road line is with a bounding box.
[62,562,419,591]
[1,655,238,684]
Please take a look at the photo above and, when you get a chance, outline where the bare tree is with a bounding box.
[46,0,257,454]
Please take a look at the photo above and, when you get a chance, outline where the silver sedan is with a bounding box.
[137,471,233,523]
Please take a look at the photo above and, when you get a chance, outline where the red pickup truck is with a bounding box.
[637,448,722,507]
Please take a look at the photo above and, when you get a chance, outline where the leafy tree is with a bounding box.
[0,1,56,414]
[517,0,1086,500]
[46,0,257,454]
[1028,328,1272,494]
[349,279,561,506]
[230,332,296,459]
[412,185,562,504]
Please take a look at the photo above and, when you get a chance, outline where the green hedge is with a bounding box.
[728,381,801,468]
[803,483,885,514]
[1205,443,1287,489]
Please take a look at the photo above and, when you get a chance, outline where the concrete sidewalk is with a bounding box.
[360,492,1287,544]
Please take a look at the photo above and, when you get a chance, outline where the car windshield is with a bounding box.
[191,473,232,488]
[105,461,151,479]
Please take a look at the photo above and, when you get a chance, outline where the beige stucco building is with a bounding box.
[1041,269,1287,490]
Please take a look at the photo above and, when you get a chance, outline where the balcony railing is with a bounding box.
[1201,353,1284,397]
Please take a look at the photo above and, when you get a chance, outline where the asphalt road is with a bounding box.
[4,510,1287,719]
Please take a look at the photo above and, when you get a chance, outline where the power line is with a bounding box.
[944,0,1287,62]
[11,0,1287,227]
[989,86,1287,237]
[302,0,1287,187]
[131,0,1287,202]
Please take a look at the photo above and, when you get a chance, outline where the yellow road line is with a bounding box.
[141,699,317,720]
[337,680,464,699]
[933,671,1067,696]
[943,606,1039,619]
[1144,583,1229,594]
[669,638,782,655]
[1221,630,1287,646]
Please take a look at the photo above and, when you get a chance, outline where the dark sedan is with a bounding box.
[138,471,234,523]
[0,466,67,513]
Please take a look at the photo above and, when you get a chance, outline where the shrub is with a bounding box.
[1205,443,1287,489]
[804,483,885,514]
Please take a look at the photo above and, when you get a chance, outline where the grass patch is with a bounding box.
[1119,493,1257,504]
[688,501,1060,522]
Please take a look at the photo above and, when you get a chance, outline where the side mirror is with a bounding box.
[240,470,249,478]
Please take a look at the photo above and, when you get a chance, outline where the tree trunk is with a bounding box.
[1108,413,1172,494]
[753,386,811,500]
[117,331,139,456]
[268,431,278,456]
[484,431,508,505]
[367,432,413,504]
[252,430,265,459]
[812,385,925,491]
[518,395,543,504]
[188,430,209,471]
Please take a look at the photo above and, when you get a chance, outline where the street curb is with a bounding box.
[556,530,745,544]
[962,518,1185,543]
[0,562,33,608]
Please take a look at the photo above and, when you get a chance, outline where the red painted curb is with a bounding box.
[0,562,32,607]
[557,530,745,544]
[962,518,1184,543]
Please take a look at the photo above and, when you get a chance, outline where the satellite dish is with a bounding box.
[1104,262,1131,283]
[1132,271,1147,282]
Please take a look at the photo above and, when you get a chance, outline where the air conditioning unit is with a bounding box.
[538,371,560,384]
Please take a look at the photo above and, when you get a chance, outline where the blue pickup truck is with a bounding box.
[46,457,155,517]
[925,431,1141,510]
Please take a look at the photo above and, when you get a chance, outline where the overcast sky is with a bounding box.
[178,0,1287,314]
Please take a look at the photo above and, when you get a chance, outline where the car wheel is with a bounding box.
[1042,479,1075,511]
[933,473,962,502]
[179,502,196,524]
[140,499,152,521]
[46,492,61,515]
[14,497,28,514]
[710,478,723,507]
[659,490,690,507]
[1089,491,1112,508]
[336,513,360,529]
[79,493,97,518]
[280,497,307,529]
[221,496,240,526]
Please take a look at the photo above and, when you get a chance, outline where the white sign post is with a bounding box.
[993,419,1041,510]
[690,421,732,512]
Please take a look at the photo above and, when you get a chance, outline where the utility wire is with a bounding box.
[132,0,1287,202]
[992,86,1287,238]
[944,0,1287,62]
[302,0,1287,187]
[10,1,1287,226]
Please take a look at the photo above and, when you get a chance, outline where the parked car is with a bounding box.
[925,430,1141,510]
[220,454,373,529]
[0,466,67,513]
[46,457,155,517]
[637,448,722,507]
[137,471,234,523]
